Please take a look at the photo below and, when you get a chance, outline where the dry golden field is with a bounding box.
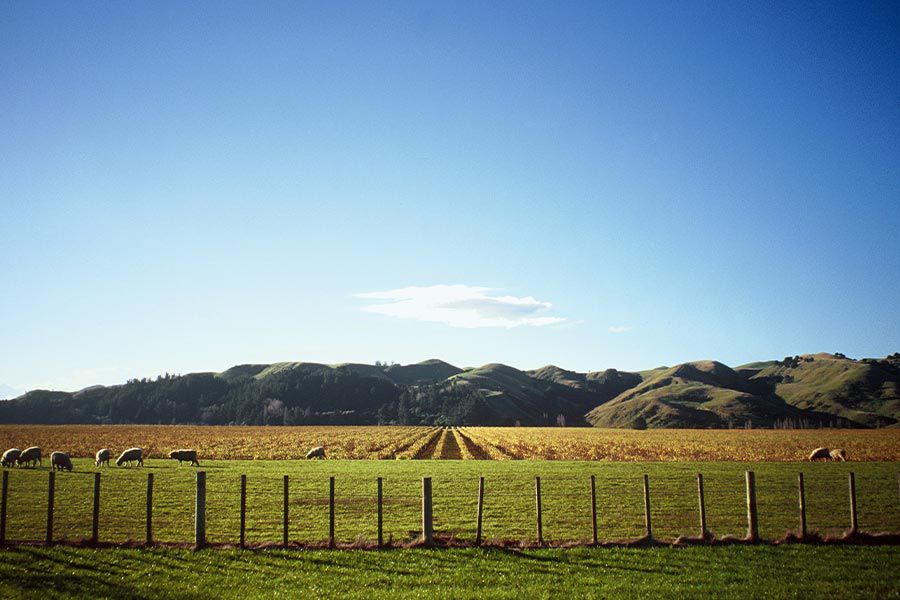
[458,427,900,461]
[0,425,434,460]
[1,425,898,461]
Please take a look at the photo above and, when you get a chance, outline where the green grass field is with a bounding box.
[1,545,899,599]
[3,460,898,544]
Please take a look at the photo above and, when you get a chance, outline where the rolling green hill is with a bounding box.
[750,353,900,427]
[1,353,897,428]
[383,359,463,385]
[437,363,601,425]
[586,354,900,429]
[584,361,808,429]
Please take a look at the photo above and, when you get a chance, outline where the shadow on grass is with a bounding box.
[0,547,183,600]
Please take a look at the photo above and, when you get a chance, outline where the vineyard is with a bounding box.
[2,425,899,461]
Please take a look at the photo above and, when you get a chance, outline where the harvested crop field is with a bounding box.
[2,425,898,461]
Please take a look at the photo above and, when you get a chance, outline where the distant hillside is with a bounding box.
[383,359,463,386]
[436,363,602,426]
[750,353,900,427]
[1,353,898,428]
[585,354,900,429]
[586,361,809,429]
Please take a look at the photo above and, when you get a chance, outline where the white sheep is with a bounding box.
[51,451,73,472]
[306,446,326,460]
[95,448,110,467]
[168,449,200,466]
[17,446,41,467]
[116,447,144,467]
[1,448,21,468]
[829,448,848,461]
[808,447,848,462]
[808,447,831,461]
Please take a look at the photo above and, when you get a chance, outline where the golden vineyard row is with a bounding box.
[0,425,898,461]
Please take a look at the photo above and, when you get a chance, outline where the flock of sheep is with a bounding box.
[0,447,201,472]
[0,445,838,468]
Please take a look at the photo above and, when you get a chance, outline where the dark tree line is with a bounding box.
[0,366,516,426]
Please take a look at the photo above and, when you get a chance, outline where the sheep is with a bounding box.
[306,446,326,460]
[829,448,848,462]
[809,447,848,461]
[17,446,41,467]
[808,447,830,461]
[2,448,21,468]
[168,449,200,466]
[95,448,110,467]
[51,451,73,472]
[116,447,144,467]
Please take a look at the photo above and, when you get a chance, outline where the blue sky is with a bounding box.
[1,1,898,394]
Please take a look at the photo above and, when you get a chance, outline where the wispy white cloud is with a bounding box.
[608,325,633,333]
[356,285,568,329]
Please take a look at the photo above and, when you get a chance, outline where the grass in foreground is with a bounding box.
[1,545,899,599]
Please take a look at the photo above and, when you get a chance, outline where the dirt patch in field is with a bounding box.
[437,428,463,459]
[455,430,491,460]
[411,429,443,459]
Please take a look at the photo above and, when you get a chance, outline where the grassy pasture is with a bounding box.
[2,460,898,545]
[1,545,899,599]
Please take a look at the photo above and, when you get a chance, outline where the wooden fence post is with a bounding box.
[475,476,484,545]
[283,475,289,545]
[92,472,101,544]
[376,477,383,547]
[642,474,652,538]
[46,471,55,544]
[590,475,598,545]
[848,472,858,534]
[329,476,335,548]
[697,473,707,539]
[1,470,8,545]
[146,473,154,545]
[422,477,433,546]
[535,476,543,545]
[240,475,246,548]
[798,472,807,539]
[745,471,758,542]
[195,471,206,547]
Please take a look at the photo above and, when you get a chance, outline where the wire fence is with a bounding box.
[2,468,898,547]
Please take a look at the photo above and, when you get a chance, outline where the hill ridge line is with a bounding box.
[2,352,898,429]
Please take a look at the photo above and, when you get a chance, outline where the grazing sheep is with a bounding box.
[306,446,326,460]
[95,448,110,467]
[2,448,21,468]
[51,451,73,472]
[809,447,848,462]
[808,447,831,461]
[168,449,200,466]
[17,446,41,467]
[829,448,847,462]
[116,447,144,467]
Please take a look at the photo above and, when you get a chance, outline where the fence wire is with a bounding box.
[2,466,898,545]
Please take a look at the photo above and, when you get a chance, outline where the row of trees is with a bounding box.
[0,367,511,426]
